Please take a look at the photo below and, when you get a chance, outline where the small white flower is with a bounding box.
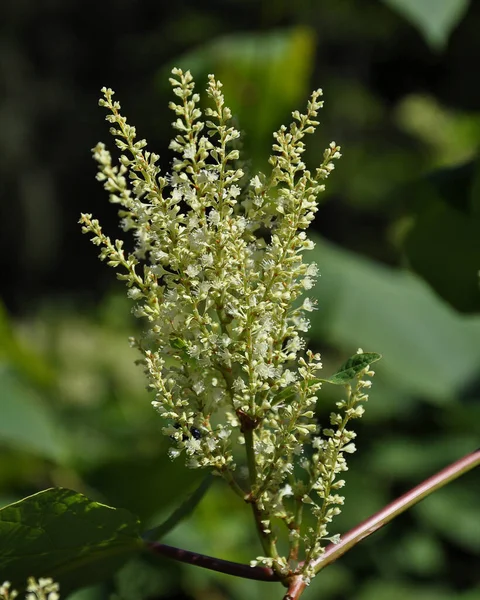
[250,175,263,191]
[302,277,314,290]
[206,437,218,451]
[217,426,232,440]
[201,253,214,267]
[232,377,246,391]
[184,438,202,455]
[229,184,241,198]
[192,381,205,395]
[127,287,142,300]
[302,297,317,312]
[278,484,293,500]
[183,143,196,160]
[207,209,220,225]
[185,264,200,278]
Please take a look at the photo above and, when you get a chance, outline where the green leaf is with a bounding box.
[321,352,382,385]
[392,531,445,576]
[0,367,67,462]
[0,301,55,388]
[356,579,452,600]
[382,0,470,50]
[413,483,480,552]
[0,488,143,594]
[88,451,206,524]
[404,203,480,313]
[143,474,213,541]
[309,235,480,401]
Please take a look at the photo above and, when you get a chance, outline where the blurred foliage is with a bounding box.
[382,0,471,50]
[0,0,479,599]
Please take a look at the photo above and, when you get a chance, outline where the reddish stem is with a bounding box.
[146,541,279,582]
[283,575,307,600]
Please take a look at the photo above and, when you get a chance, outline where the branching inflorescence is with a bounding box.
[80,68,375,585]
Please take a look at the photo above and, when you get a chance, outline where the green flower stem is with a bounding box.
[302,382,356,568]
[251,499,281,561]
[311,448,480,575]
[288,493,304,563]
[221,467,248,499]
[243,426,278,559]
[244,427,257,487]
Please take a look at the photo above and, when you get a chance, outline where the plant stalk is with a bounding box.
[243,427,257,487]
[145,449,479,598]
[146,541,279,582]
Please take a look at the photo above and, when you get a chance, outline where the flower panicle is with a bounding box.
[80,68,376,582]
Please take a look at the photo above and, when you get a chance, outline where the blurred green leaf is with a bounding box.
[144,474,213,541]
[309,235,480,400]
[459,587,480,600]
[0,488,142,594]
[382,0,470,50]
[60,583,105,600]
[0,302,55,388]
[164,26,316,165]
[88,452,206,524]
[113,556,177,600]
[404,203,480,313]
[470,157,480,216]
[395,97,480,168]
[356,579,453,600]
[162,482,252,566]
[0,367,67,462]
[368,435,478,479]
[64,584,106,600]
[393,531,445,576]
[414,484,480,551]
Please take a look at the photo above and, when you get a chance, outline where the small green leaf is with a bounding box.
[0,488,143,594]
[322,352,382,385]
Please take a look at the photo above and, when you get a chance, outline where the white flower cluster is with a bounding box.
[0,579,60,600]
[80,69,374,578]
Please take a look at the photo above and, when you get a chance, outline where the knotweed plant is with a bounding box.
[80,68,376,588]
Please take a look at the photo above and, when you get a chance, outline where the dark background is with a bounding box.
[0,1,479,599]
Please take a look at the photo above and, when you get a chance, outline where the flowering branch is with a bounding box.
[142,449,478,600]
[283,448,480,599]
[80,67,381,593]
